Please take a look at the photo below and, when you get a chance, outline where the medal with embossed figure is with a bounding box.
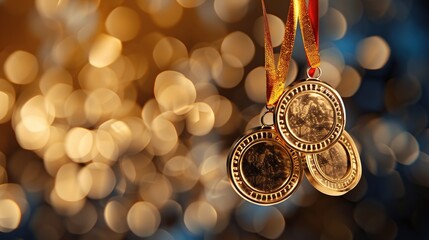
[227,111,303,205]
[275,68,346,153]
[304,131,361,196]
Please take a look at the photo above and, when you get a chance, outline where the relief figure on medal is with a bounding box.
[287,93,335,142]
[315,143,349,180]
[241,142,291,192]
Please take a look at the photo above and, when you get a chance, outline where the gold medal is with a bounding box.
[227,125,303,205]
[304,131,361,196]
[275,69,346,153]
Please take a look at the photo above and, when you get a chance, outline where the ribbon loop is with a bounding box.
[262,0,320,106]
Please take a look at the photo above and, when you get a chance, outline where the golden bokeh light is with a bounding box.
[337,66,362,97]
[153,37,188,69]
[79,162,116,199]
[176,0,206,8]
[127,201,161,237]
[105,7,141,42]
[321,8,348,40]
[221,31,255,67]
[89,34,122,68]
[65,202,98,234]
[203,95,233,128]
[104,199,130,233]
[357,36,391,70]
[65,127,94,163]
[184,201,218,234]
[186,102,215,136]
[154,71,196,115]
[139,173,172,208]
[214,0,250,23]
[0,199,21,233]
[213,55,244,88]
[254,14,286,47]
[55,163,90,202]
[49,188,86,216]
[0,79,16,123]
[4,50,39,85]
[245,66,266,103]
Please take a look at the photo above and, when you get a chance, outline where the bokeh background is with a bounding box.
[0,0,428,239]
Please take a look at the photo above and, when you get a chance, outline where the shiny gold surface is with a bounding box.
[227,126,302,205]
[275,79,345,153]
[304,131,361,196]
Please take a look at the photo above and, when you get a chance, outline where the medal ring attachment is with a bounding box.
[227,126,303,205]
[306,67,322,79]
[260,106,275,127]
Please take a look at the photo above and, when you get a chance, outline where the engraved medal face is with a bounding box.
[227,126,303,205]
[304,131,362,196]
[275,79,346,153]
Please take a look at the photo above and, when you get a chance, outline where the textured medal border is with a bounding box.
[227,126,303,205]
[304,131,362,196]
[275,79,346,153]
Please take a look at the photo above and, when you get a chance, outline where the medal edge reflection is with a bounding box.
[275,78,346,153]
[304,131,362,196]
[227,126,303,206]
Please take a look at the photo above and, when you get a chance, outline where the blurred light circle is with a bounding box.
[254,14,285,47]
[89,34,122,68]
[320,61,342,88]
[49,188,85,216]
[105,200,129,233]
[176,0,205,8]
[65,202,97,234]
[127,201,161,237]
[213,55,244,88]
[214,0,250,23]
[204,95,233,127]
[357,36,391,70]
[139,173,172,208]
[78,64,119,91]
[390,132,419,165]
[0,79,15,123]
[79,162,116,199]
[65,127,94,162]
[55,163,90,202]
[221,31,255,67]
[15,121,50,150]
[245,66,266,103]
[150,0,183,28]
[4,50,39,85]
[105,7,140,42]
[153,37,188,69]
[154,71,196,114]
[321,8,347,40]
[257,207,285,239]
[39,67,73,95]
[0,199,21,232]
[184,201,217,234]
[336,66,362,97]
[186,102,215,136]
[150,116,178,155]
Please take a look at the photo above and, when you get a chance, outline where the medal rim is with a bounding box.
[227,126,303,206]
[304,131,362,196]
[274,79,346,153]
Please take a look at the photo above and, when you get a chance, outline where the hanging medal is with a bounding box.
[226,0,308,206]
[270,0,361,195]
[227,123,302,205]
[272,0,346,153]
[304,131,362,196]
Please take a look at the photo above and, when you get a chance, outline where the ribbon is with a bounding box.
[262,0,320,106]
